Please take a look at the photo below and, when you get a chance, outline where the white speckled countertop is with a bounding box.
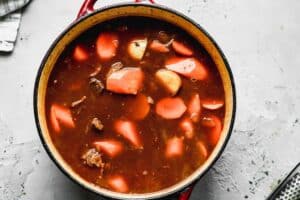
[0,0,299,199]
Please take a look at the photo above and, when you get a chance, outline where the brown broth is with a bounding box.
[45,17,225,193]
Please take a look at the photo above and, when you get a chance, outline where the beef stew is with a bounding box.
[45,17,225,194]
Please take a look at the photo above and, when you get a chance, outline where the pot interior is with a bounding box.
[35,3,235,199]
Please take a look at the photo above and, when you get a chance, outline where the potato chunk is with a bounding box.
[128,38,148,60]
[166,57,208,81]
[155,69,182,96]
[202,99,224,110]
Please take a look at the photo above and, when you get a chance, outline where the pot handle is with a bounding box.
[77,0,155,19]
[77,0,97,19]
[172,183,195,200]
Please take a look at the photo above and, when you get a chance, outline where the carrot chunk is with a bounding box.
[165,57,208,80]
[202,99,224,110]
[126,94,150,120]
[188,94,201,122]
[172,40,193,56]
[114,120,143,149]
[149,40,169,53]
[197,141,208,159]
[50,105,61,133]
[180,118,194,139]
[93,140,124,158]
[210,116,222,146]
[106,67,144,95]
[165,137,184,158]
[50,104,75,133]
[73,45,88,62]
[96,32,119,61]
[155,97,186,119]
[54,106,75,128]
[107,175,129,193]
[202,115,222,146]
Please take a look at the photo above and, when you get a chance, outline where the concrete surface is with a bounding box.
[0,0,300,199]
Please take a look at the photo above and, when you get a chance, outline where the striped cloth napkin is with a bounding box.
[0,0,31,52]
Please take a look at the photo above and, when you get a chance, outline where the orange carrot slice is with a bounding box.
[149,40,169,53]
[166,57,208,80]
[210,116,222,146]
[165,137,184,158]
[96,32,119,61]
[202,115,222,146]
[50,104,75,133]
[180,118,194,139]
[197,141,208,159]
[107,175,129,193]
[188,94,201,122]
[126,94,150,120]
[50,105,61,133]
[155,97,187,119]
[54,105,75,128]
[172,40,193,56]
[202,99,224,110]
[114,120,142,149]
[73,45,89,62]
[93,140,124,158]
[106,67,144,95]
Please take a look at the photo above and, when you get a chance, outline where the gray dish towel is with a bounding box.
[0,0,31,52]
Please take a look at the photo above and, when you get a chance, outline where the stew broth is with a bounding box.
[45,17,225,193]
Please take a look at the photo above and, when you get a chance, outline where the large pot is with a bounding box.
[34,0,236,199]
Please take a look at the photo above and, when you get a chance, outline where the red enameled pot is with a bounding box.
[34,0,236,199]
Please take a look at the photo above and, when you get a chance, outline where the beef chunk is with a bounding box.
[91,118,104,131]
[81,148,104,168]
[89,65,102,77]
[157,31,172,43]
[89,78,104,94]
[71,96,87,108]
[111,61,123,70]
[106,61,123,78]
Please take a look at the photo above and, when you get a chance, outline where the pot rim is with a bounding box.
[33,2,236,199]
